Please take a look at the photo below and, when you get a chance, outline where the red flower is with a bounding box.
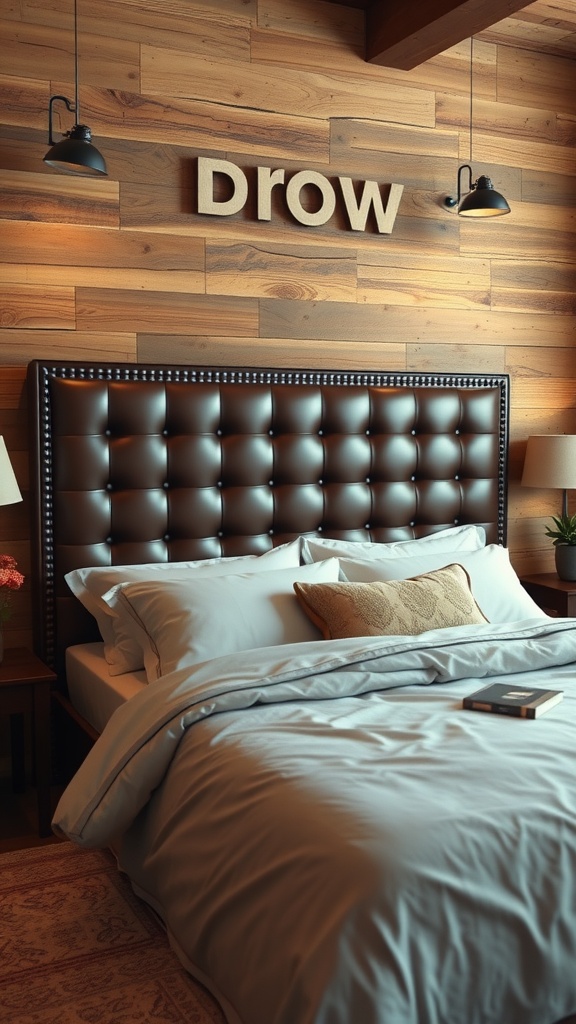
[0,554,24,623]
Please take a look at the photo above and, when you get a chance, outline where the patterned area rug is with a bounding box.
[4,842,576,1024]
[1,841,226,1024]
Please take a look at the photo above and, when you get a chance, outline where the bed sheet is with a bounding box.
[65,643,147,734]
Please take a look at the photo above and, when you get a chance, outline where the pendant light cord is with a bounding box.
[469,36,473,164]
[74,0,80,123]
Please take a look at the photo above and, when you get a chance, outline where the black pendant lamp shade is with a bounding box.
[43,0,107,177]
[44,96,107,176]
[445,164,510,218]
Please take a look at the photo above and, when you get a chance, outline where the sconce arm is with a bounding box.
[444,164,473,209]
[47,95,76,144]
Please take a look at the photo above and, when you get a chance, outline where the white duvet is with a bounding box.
[53,618,576,1024]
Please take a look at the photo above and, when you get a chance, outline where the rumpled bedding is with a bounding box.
[53,618,576,1024]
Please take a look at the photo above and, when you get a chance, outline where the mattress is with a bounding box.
[65,643,147,734]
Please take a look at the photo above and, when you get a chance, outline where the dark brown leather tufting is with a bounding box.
[27,363,509,675]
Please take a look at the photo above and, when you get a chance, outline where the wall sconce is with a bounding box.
[43,0,107,177]
[444,38,510,218]
[445,164,510,217]
[0,437,23,507]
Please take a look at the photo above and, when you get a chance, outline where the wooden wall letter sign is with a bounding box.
[197,157,403,235]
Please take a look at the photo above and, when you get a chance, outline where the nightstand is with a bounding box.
[0,647,57,837]
[520,572,576,618]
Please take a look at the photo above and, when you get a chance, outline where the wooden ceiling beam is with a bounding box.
[366,0,531,69]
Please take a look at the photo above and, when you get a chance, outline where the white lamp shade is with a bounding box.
[0,436,23,506]
[521,434,576,490]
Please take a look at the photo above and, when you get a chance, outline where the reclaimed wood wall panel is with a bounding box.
[499,167,576,204]
[0,169,119,225]
[1,75,49,130]
[6,0,256,53]
[0,284,75,329]
[87,89,331,162]
[497,44,576,114]
[491,258,576,294]
[258,0,365,47]
[250,24,464,88]
[140,47,436,126]
[206,241,358,301]
[4,264,206,294]
[435,92,561,145]
[483,5,576,58]
[0,0,575,646]
[0,20,140,91]
[406,342,506,373]
[0,330,136,363]
[0,222,204,271]
[259,299,576,346]
[459,206,576,261]
[75,288,258,335]
[473,132,576,176]
[356,252,491,309]
[137,334,406,370]
[333,119,457,163]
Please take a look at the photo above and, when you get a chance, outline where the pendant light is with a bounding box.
[444,38,509,218]
[43,0,107,177]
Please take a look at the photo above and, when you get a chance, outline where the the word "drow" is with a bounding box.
[197,157,404,235]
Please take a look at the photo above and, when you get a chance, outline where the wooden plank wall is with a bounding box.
[1,0,575,649]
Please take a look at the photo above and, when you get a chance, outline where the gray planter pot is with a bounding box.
[555,544,576,581]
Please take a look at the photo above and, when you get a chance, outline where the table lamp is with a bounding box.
[521,435,576,517]
[521,434,576,580]
[0,436,22,506]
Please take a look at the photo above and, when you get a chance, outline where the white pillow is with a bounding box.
[301,524,486,565]
[111,557,341,682]
[338,545,546,624]
[65,540,302,675]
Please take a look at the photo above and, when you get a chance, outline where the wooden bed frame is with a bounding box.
[27,361,509,682]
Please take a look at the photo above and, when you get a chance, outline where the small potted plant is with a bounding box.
[544,513,576,581]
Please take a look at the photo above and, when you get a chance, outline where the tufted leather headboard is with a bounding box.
[27,361,509,675]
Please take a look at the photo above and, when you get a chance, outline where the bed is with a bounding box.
[27,360,576,1024]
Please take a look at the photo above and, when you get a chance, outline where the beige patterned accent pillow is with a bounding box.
[293,563,488,640]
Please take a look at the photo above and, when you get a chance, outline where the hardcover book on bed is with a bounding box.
[463,682,564,718]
